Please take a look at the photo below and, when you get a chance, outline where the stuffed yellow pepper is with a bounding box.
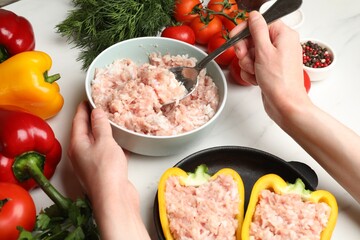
[242,174,338,240]
[158,164,245,240]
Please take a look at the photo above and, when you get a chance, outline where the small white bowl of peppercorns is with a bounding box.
[301,39,336,81]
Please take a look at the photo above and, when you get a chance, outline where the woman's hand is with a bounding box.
[230,11,312,126]
[230,11,360,203]
[68,101,129,198]
[68,101,150,240]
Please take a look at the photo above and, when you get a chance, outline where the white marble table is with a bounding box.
[4,0,360,238]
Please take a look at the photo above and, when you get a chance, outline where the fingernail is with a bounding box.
[249,11,261,23]
[92,108,106,120]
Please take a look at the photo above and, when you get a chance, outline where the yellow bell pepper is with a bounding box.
[0,51,64,119]
[158,164,245,240]
[242,174,338,240]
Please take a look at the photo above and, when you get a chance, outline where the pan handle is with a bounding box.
[288,161,318,190]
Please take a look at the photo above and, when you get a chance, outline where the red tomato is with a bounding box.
[207,30,236,66]
[303,70,311,93]
[0,182,36,240]
[222,10,248,31]
[229,56,252,86]
[190,15,223,45]
[161,25,196,45]
[207,0,238,16]
[174,0,203,23]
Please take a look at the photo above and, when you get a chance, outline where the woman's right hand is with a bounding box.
[230,11,312,126]
[231,11,360,203]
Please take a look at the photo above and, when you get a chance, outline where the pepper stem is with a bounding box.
[44,71,61,83]
[13,152,71,213]
[0,46,9,63]
[0,198,9,209]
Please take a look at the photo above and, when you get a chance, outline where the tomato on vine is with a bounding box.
[0,182,36,240]
[161,25,196,45]
[190,14,223,45]
[207,0,238,17]
[229,56,252,86]
[207,30,236,66]
[303,70,311,93]
[173,0,203,23]
[222,10,248,31]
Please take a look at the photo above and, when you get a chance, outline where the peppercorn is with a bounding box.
[301,41,333,68]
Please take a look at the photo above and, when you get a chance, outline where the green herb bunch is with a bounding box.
[56,0,175,70]
[18,198,99,240]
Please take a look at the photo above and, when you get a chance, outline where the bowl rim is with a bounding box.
[301,38,336,72]
[85,36,228,140]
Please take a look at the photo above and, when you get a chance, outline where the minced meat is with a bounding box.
[91,53,219,136]
[165,174,239,240]
[250,189,331,240]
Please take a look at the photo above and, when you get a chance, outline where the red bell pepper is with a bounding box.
[0,110,99,239]
[0,109,62,191]
[0,9,35,62]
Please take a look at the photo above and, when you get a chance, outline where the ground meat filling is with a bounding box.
[91,53,219,136]
[250,190,331,240]
[165,175,239,240]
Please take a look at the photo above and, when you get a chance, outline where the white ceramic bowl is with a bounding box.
[301,39,336,81]
[259,0,304,30]
[85,37,227,156]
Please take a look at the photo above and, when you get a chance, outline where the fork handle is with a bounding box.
[195,0,303,70]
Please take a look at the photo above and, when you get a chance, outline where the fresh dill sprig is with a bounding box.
[56,0,175,70]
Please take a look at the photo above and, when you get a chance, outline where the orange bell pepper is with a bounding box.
[0,51,64,119]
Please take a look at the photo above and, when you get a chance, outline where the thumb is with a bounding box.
[248,11,273,52]
[91,107,113,140]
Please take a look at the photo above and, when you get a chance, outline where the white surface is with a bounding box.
[4,0,360,239]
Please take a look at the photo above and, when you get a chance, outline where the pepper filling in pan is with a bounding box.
[250,189,331,240]
[165,174,239,240]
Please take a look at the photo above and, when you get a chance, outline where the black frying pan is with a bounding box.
[153,145,318,240]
